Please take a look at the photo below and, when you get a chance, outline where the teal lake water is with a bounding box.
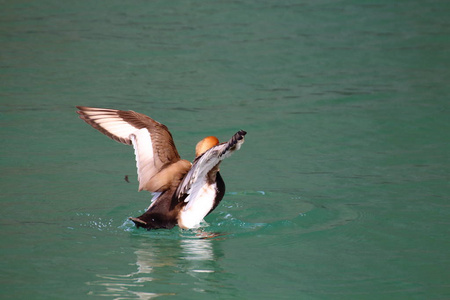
[1,1,450,299]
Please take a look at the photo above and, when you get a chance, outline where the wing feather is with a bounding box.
[76,106,191,192]
[176,130,246,202]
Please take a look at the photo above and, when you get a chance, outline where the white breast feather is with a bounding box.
[178,179,217,229]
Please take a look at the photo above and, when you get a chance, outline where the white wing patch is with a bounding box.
[130,128,155,191]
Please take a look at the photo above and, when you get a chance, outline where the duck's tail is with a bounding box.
[129,212,177,230]
[129,217,148,229]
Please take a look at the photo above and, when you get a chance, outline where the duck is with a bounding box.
[76,106,246,230]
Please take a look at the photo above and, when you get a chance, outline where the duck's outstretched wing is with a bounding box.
[175,130,246,202]
[76,106,191,192]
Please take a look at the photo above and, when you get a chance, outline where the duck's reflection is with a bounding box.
[87,230,224,299]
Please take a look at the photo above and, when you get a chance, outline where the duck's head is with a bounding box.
[195,136,219,157]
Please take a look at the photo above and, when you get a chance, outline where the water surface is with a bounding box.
[1,0,449,299]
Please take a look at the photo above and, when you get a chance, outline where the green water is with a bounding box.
[1,0,449,299]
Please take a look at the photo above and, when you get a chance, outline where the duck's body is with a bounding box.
[76,106,246,230]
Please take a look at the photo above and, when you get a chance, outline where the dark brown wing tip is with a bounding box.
[216,130,246,158]
[230,129,247,146]
[237,130,247,137]
[76,106,90,117]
